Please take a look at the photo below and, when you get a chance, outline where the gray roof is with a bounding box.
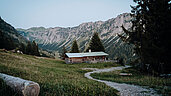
[66,52,108,58]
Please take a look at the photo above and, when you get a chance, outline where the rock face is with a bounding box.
[17,13,134,60]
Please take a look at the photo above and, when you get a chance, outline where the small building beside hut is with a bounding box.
[65,52,108,64]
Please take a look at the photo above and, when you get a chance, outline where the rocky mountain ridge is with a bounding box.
[17,13,134,60]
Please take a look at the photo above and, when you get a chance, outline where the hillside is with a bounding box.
[17,13,134,60]
[0,50,118,96]
[0,17,28,50]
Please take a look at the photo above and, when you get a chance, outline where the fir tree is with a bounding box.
[60,46,67,60]
[26,41,33,55]
[35,43,40,56]
[32,41,40,56]
[19,43,26,54]
[119,0,171,74]
[70,40,79,53]
[86,32,105,52]
[0,30,16,50]
[25,41,40,56]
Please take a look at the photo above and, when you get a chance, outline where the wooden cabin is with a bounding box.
[65,52,108,64]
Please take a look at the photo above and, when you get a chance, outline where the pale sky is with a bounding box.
[0,0,135,29]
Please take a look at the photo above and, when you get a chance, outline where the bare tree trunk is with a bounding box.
[0,73,40,96]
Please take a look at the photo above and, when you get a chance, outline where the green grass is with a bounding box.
[91,67,171,95]
[0,50,118,96]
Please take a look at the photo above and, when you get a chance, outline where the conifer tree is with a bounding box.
[32,41,40,56]
[70,40,79,53]
[0,30,5,49]
[0,30,16,50]
[26,41,33,55]
[19,43,26,54]
[35,43,40,56]
[119,0,171,74]
[25,41,40,56]
[86,32,105,52]
[60,46,67,60]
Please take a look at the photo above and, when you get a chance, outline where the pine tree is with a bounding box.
[119,0,171,74]
[70,40,79,53]
[149,0,171,73]
[0,30,5,49]
[0,30,16,50]
[32,41,40,56]
[25,41,40,56]
[19,43,26,54]
[86,32,105,52]
[26,41,33,55]
[35,43,40,56]
[60,46,67,60]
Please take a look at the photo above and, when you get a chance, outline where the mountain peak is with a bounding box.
[17,12,133,58]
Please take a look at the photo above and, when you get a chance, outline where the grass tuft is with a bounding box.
[0,51,118,96]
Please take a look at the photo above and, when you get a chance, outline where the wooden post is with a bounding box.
[0,73,40,96]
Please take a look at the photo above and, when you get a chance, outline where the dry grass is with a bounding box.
[0,50,118,96]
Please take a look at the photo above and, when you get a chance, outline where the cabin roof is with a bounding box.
[65,52,108,58]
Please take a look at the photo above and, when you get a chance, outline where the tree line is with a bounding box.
[0,30,16,50]
[0,31,40,56]
[119,0,171,74]
[19,41,40,56]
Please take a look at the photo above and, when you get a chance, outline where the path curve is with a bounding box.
[83,66,161,96]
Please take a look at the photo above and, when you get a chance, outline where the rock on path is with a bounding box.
[84,66,161,96]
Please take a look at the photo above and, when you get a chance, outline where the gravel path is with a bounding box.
[83,66,161,96]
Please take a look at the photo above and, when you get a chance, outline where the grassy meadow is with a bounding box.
[0,50,119,96]
[91,67,171,95]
